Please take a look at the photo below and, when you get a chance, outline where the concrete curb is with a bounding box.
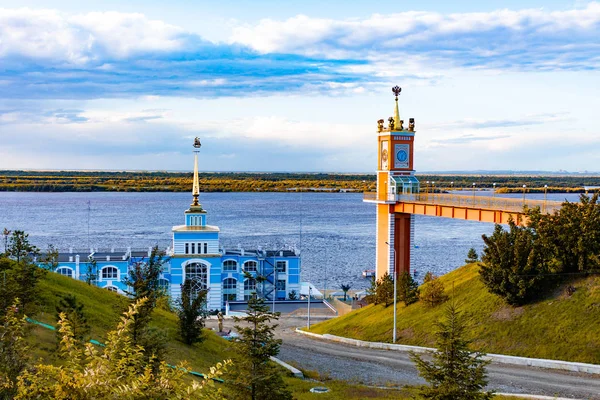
[496,394,578,400]
[295,328,600,375]
[270,356,304,378]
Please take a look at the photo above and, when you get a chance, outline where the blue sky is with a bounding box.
[0,1,598,172]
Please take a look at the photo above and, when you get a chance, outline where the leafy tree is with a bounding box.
[420,274,447,307]
[227,295,292,400]
[480,221,548,306]
[397,271,419,305]
[465,248,479,264]
[55,294,90,344]
[40,244,59,271]
[410,302,493,400]
[0,300,29,400]
[84,256,97,286]
[376,272,394,307]
[176,280,208,345]
[340,283,351,301]
[14,299,229,400]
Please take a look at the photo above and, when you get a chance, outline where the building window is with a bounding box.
[56,267,73,278]
[158,278,170,293]
[223,260,237,272]
[204,243,208,254]
[244,278,256,291]
[276,279,286,291]
[101,266,118,280]
[185,263,208,298]
[191,243,196,254]
[185,243,189,254]
[223,278,237,303]
[276,261,286,273]
[106,286,118,293]
[243,260,258,272]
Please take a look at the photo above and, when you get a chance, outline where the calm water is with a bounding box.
[0,191,582,290]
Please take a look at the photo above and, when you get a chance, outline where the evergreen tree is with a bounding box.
[480,221,548,306]
[176,280,208,345]
[55,294,90,344]
[39,245,59,271]
[376,272,394,307]
[410,302,493,400]
[84,256,97,286]
[0,300,29,400]
[465,248,479,264]
[420,274,447,307]
[2,228,11,256]
[397,271,419,305]
[6,231,38,265]
[227,295,292,400]
[366,276,378,304]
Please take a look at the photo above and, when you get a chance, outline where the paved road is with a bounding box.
[274,317,600,400]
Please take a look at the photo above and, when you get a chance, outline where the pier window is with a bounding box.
[204,243,208,254]
[244,278,257,300]
[56,267,73,278]
[223,260,237,272]
[158,278,170,293]
[191,243,196,254]
[222,278,237,303]
[276,279,286,291]
[243,260,257,272]
[185,263,208,298]
[101,266,118,280]
[276,261,287,273]
[185,243,189,254]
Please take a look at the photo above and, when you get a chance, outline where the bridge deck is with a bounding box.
[364,192,563,224]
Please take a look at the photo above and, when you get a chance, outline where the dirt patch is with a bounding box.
[491,305,524,321]
[398,327,415,340]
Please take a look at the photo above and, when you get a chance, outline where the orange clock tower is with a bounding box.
[371,86,419,281]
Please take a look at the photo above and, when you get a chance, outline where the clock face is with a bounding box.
[396,150,408,162]
[394,144,410,168]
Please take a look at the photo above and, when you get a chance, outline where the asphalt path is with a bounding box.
[274,317,600,400]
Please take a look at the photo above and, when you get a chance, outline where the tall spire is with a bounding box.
[191,137,201,208]
[392,85,401,131]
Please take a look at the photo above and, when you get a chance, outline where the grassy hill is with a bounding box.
[310,263,600,364]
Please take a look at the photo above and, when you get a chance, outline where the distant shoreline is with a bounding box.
[0,171,599,193]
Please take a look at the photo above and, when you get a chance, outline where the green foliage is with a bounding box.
[176,280,208,345]
[420,274,447,307]
[288,290,298,300]
[1,229,10,256]
[480,221,548,306]
[84,256,97,286]
[0,300,29,400]
[6,231,38,265]
[14,299,229,400]
[397,272,419,306]
[39,245,59,272]
[0,253,45,317]
[55,294,90,344]
[227,295,292,400]
[340,284,351,301]
[410,302,493,400]
[375,272,394,307]
[465,248,479,264]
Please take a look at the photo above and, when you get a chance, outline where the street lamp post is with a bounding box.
[472,182,476,203]
[522,184,527,204]
[450,181,454,193]
[385,241,397,343]
[493,183,496,198]
[432,181,435,194]
[307,286,312,329]
[544,184,548,212]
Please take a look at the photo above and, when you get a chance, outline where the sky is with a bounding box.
[0,0,598,173]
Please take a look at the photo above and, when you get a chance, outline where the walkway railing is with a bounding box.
[364,192,564,214]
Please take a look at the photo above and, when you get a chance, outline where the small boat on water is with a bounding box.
[362,269,375,278]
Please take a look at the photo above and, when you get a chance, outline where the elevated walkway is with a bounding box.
[364,192,563,224]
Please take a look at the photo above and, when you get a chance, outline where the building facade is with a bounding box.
[45,139,301,310]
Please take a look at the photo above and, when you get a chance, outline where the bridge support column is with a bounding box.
[376,204,412,281]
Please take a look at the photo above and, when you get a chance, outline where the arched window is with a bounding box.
[185,263,208,298]
[223,260,237,272]
[244,278,257,301]
[56,267,73,278]
[101,266,118,280]
[105,286,118,293]
[223,278,237,303]
[158,278,170,293]
[243,260,258,272]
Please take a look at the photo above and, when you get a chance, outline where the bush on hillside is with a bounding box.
[419,273,447,307]
[397,272,419,306]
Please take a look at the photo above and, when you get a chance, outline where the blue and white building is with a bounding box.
[46,139,302,310]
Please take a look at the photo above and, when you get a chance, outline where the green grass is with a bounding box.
[29,271,231,372]
[310,263,600,364]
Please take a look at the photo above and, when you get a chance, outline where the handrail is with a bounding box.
[364,192,564,214]
[322,299,338,315]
